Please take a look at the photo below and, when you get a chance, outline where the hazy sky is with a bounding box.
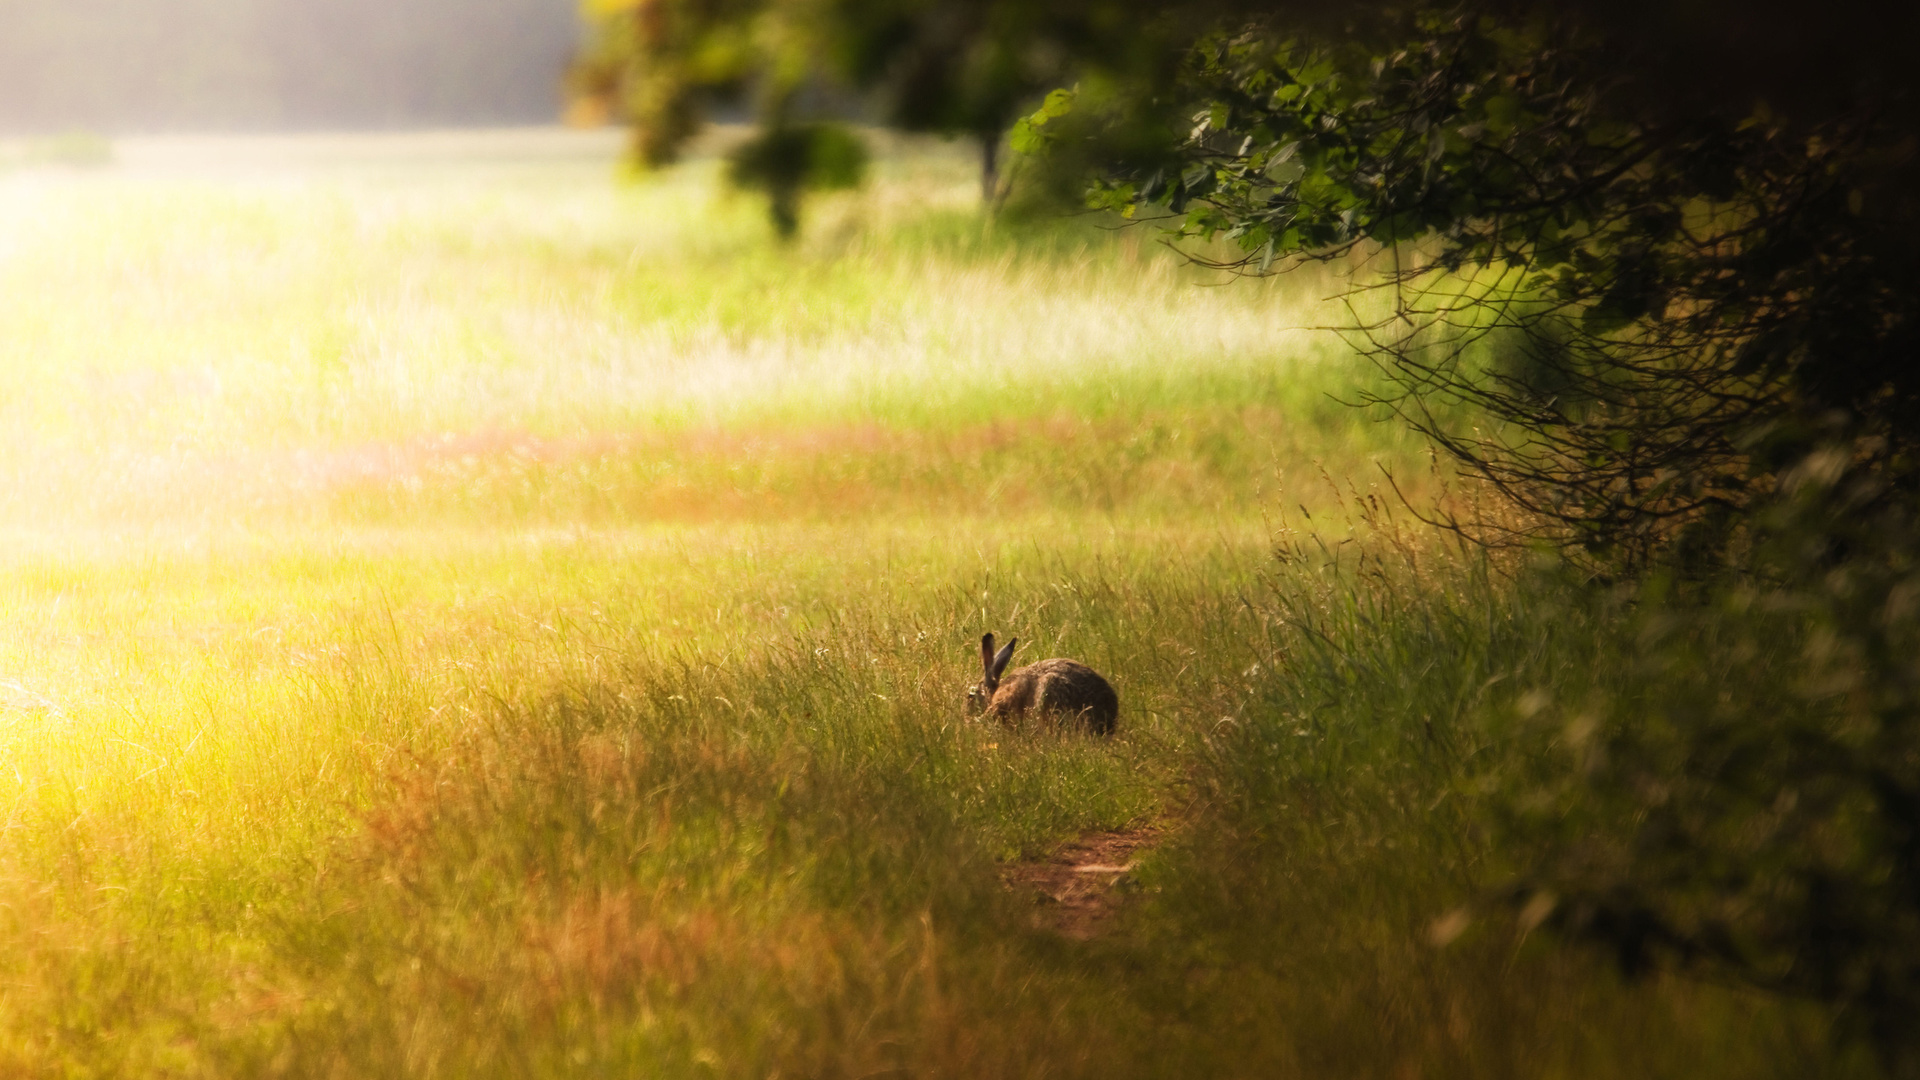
[0,0,584,133]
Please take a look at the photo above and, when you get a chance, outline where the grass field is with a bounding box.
[0,128,1861,1077]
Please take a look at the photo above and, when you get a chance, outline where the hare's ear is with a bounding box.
[991,637,1018,679]
[980,634,997,680]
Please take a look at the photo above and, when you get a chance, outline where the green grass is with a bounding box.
[0,129,1864,1077]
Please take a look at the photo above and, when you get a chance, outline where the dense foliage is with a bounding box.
[1490,478,1920,1075]
[1084,12,1920,572]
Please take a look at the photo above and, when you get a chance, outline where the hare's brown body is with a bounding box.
[968,634,1118,735]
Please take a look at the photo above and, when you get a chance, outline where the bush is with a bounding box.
[1500,456,1920,1077]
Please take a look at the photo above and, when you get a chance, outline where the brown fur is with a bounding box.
[969,634,1118,736]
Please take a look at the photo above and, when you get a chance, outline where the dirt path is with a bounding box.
[1000,826,1163,940]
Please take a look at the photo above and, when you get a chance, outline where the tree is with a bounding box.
[820,0,1111,201]
[570,0,1192,230]
[573,0,880,237]
[1070,5,1920,572]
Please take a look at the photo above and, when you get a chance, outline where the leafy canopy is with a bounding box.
[1072,9,1920,570]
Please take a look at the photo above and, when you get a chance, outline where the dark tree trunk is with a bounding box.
[979,130,1000,205]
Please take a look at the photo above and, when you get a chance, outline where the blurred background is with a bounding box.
[0,0,581,132]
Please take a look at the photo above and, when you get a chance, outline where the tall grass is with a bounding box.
[0,130,1864,1077]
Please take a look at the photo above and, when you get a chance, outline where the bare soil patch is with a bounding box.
[1000,826,1163,940]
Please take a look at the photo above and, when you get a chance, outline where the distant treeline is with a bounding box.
[0,0,582,133]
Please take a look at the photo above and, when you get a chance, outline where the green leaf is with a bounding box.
[1009,116,1046,156]
[1483,94,1521,134]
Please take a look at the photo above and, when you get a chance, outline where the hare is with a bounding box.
[967,633,1118,735]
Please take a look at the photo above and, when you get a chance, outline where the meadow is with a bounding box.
[0,128,1860,1077]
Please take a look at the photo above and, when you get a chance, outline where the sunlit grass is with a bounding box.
[0,129,1850,1078]
[0,128,1393,530]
